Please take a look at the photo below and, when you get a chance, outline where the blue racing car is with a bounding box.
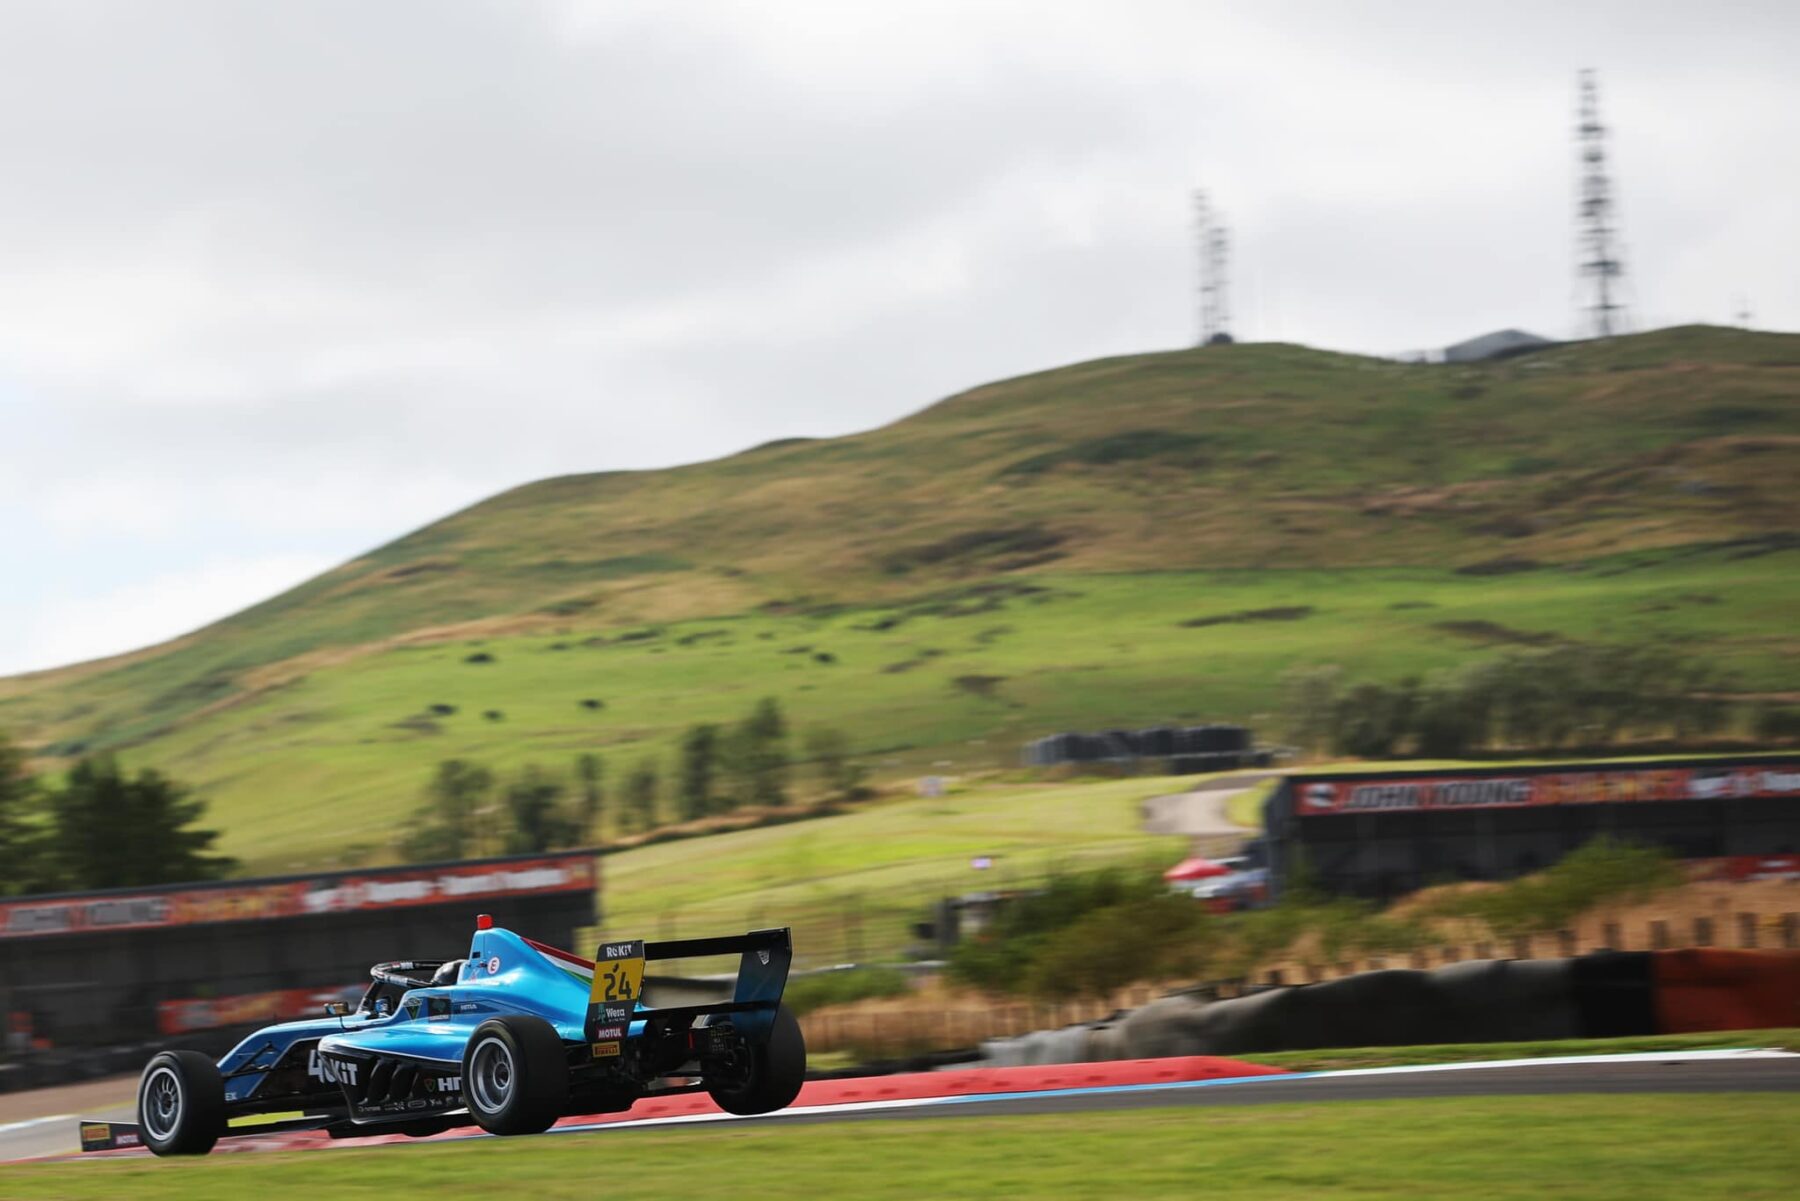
[116,916,803,1156]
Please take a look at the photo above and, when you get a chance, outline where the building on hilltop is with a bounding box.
[1443,328,1555,363]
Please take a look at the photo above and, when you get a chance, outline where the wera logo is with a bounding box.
[308,1049,359,1085]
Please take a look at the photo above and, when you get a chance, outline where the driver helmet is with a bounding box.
[429,959,466,987]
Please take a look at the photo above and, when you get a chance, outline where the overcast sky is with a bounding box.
[2,1,1795,676]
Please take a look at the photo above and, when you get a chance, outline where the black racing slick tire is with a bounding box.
[462,1015,568,1135]
[707,1004,807,1116]
[137,1049,227,1156]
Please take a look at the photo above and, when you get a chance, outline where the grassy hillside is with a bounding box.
[1,325,1796,870]
[596,775,1184,968]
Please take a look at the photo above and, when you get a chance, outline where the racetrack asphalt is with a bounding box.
[5,1052,1795,1162]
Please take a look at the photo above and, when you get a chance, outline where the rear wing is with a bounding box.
[585,927,793,1049]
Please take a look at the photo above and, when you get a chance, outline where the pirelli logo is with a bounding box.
[591,1041,621,1058]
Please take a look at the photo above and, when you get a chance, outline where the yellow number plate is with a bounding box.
[592,939,646,1005]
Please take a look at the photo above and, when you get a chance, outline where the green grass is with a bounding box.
[1249,1029,1800,1071]
[0,325,1796,870]
[14,546,1800,875]
[596,776,1186,968]
[9,1097,1797,1199]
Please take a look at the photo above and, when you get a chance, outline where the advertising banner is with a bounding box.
[0,852,596,940]
[1296,763,1800,817]
[156,985,364,1036]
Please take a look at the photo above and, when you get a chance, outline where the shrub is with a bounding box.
[947,867,1191,995]
[783,966,911,1015]
[1755,705,1800,745]
[1423,838,1683,938]
[1021,894,1216,998]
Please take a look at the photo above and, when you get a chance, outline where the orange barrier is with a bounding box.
[1652,949,1800,1032]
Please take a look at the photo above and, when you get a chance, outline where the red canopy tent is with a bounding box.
[1162,856,1230,882]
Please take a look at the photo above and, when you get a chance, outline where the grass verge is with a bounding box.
[1247,1029,1800,1072]
[9,1097,1798,1200]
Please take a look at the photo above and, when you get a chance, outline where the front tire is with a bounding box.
[462,1015,568,1135]
[137,1050,226,1156]
[707,1005,806,1116]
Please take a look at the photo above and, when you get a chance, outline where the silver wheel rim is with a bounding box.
[143,1066,183,1140]
[467,1036,515,1114]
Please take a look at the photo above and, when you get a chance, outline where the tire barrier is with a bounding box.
[1652,949,1800,1033]
[1569,951,1657,1039]
[975,950,1800,1067]
[1021,724,1261,772]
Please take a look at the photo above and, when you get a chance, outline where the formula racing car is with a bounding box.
[118,916,803,1155]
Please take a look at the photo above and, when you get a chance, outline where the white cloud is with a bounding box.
[4,553,338,676]
[0,0,1795,676]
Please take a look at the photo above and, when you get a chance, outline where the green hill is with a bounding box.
[2,325,1796,872]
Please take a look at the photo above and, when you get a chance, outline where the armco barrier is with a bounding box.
[1652,949,1800,1032]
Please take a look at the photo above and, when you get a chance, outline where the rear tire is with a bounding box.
[462,1015,568,1135]
[707,1005,806,1116]
[137,1049,226,1156]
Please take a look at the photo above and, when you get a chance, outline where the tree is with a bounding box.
[502,766,581,854]
[625,758,661,833]
[44,756,235,890]
[575,753,605,843]
[677,724,720,821]
[1280,666,1341,754]
[401,759,494,862]
[725,697,790,808]
[803,726,868,801]
[0,734,43,895]
[1332,681,1415,758]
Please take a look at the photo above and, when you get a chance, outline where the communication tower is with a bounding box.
[1194,190,1232,345]
[1576,69,1627,337]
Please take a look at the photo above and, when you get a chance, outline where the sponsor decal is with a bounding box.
[592,1041,621,1058]
[600,940,643,960]
[431,1075,462,1093]
[757,949,771,966]
[486,956,501,975]
[1303,782,1337,811]
[0,852,597,940]
[1691,855,1800,883]
[356,1097,445,1114]
[78,1122,142,1152]
[308,1049,359,1086]
[1294,763,1800,816]
[592,1024,626,1040]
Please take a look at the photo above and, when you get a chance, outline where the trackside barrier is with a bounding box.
[1652,949,1800,1032]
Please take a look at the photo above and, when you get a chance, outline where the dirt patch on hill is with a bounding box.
[1432,620,1560,646]
[1180,606,1316,629]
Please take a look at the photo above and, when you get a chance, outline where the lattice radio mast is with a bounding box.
[1194,190,1232,345]
[1576,69,1627,338]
